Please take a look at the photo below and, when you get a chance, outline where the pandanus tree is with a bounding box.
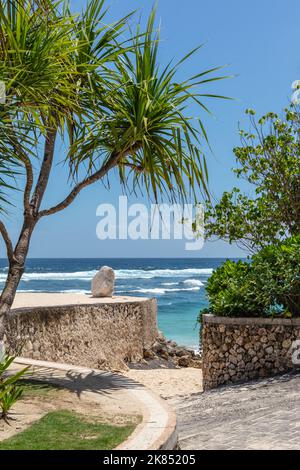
[0,0,228,340]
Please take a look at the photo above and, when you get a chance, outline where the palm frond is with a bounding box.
[0,0,230,213]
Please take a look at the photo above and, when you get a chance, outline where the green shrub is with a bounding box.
[0,354,29,421]
[252,235,300,317]
[202,259,271,317]
[202,236,300,318]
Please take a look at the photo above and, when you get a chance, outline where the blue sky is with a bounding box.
[2,0,300,258]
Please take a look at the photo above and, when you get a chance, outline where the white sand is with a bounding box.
[125,368,203,399]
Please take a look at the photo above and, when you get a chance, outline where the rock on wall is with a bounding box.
[202,314,300,390]
[4,298,158,371]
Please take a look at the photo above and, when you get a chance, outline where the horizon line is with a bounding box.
[0,256,245,260]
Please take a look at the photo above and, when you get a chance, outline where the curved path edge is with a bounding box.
[14,357,178,450]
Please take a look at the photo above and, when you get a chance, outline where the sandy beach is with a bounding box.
[125,367,202,399]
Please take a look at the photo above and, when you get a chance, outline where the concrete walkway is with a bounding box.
[12,358,300,450]
[13,358,177,450]
[169,372,300,450]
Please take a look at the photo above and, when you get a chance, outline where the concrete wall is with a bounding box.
[4,297,158,371]
[202,314,300,390]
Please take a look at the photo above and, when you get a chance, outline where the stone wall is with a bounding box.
[202,314,300,390]
[4,297,158,371]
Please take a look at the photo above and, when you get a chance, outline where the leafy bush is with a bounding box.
[201,259,271,318]
[0,354,29,421]
[202,236,300,318]
[251,236,300,317]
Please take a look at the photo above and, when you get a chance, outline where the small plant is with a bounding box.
[0,354,29,422]
[0,386,24,422]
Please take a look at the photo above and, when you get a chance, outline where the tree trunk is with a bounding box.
[0,219,35,342]
[0,128,56,346]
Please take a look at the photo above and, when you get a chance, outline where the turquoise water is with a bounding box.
[0,258,232,349]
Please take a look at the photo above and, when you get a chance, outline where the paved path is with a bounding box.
[168,372,300,450]
[13,358,177,450]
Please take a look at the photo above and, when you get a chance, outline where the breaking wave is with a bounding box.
[130,286,201,295]
[0,267,213,283]
[183,279,204,287]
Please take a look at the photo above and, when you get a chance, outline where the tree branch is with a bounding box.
[38,151,121,218]
[30,127,57,215]
[0,221,14,263]
[122,162,144,172]
[20,154,34,213]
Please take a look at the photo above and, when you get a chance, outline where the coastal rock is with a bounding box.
[178,356,190,367]
[143,348,156,360]
[152,341,164,353]
[190,358,202,369]
[142,333,202,369]
[92,266,115,297]
[160,349,169,360]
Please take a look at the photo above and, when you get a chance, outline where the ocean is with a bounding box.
[0,258,232,350]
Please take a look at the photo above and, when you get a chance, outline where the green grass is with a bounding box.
[0,410,135,450]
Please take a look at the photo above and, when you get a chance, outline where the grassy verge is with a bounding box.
[0,410,135,450]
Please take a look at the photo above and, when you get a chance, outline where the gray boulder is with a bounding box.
[91,266,115,297]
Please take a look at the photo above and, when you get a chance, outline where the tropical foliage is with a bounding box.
[0,0,228,324]
[201,236,300,318]
[202,107,300,318]
[205,107,300,252]
[0,354,28,421]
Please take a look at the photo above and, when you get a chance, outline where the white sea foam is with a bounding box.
[183,279,204,287]
[115,268,213,279]
[16,289,91,294]
[16,289,46,293]
[132,287,167,295]
[131,286,201,295]
[57,289,91,294]
[0,267,213,283]
[0,270,97,282]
